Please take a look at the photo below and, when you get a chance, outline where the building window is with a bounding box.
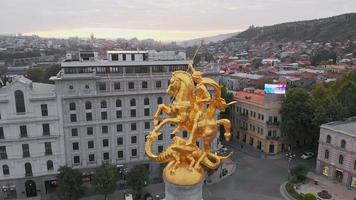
[130,98,136,106]
[158,134,163,141]
[145,122,150,129]
[324,150,329,159]
[70,114,77,122]
[45,142,52,155]
[142,81,148,89]
[88,141,94,149]
[116,99,122,107]
[114,82,120,90]
[131,54,135,61]
[340,139,346,149]
[116,110,122,118]
[71,128,78,137]
[144,97,150,105]
[101,126,108,134]
[2,165,9,175]
[158,145,163,153]
[326,135,331,144]
[128,82,135,89]
[117,137,123,145]
[131,136,137,144]
[69,85,74,90]
[15,90,26,113]
[99,83,106,91]
[41,104,48,116]
[87,127,93,135]
[144,108,150,116]
[24,162,32,176]
[156,81,161,88]
[101,100,107,108]
[101,111,107,120]
[157,97,163,104]
[47,160,54,171]
[0,127,4,139]
[0,146,7,159]
[89,154,95,162]
[261,114,264,121]
[86,113,93,121]
[118,151,123,159]
[103,139,109,147]
[20,125,27,138]
[72,142,79,150]
[73,156,80,164]
[354,160,356,170]
[22,144,30,158]
[339,155,344,165]
[131,149,137,157]
[130,109,136,117]
[114,125,122,133]
[103,152,109,160]
[131,123,136,131]
[42,124,50,136]
[85,84,90,89]
[85,101,92,110]
[69,102,76,111]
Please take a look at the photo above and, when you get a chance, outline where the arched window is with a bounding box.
[324,150,329,159]
[47,160,54,171]
[85,101,91,110]
[130,99,136,107]
[339,155,344,165]
[340,139,346,149]
[69,102,76,111]
[25,162,32,176]
[116,99,122,107]
[101,100,107,108]
[2,165,9,175]
[144,98,150,105]
[326,135,331,144]
[157,97,163,104]
[15,90,26,113]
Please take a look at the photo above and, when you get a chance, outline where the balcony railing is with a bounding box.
[266,121,280,126]
[266,136,280,141]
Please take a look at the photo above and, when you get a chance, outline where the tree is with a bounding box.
[57,166,83,200]
[44,64,61,83]
[280,88,317,146]
[127,165,149,199]
[25,67,44,82]
[93,164,119,200]
[303,193,317,200]
[290,164,309,183]
[220,84,234,140]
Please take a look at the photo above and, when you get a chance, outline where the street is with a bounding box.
[203,142,316,200]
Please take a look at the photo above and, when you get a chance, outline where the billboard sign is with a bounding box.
[264,84,286,94]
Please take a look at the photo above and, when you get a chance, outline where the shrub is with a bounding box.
[285,182,303,200]
[303,193,317,200]
[317,190,332,199]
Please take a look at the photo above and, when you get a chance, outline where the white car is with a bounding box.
[125,193,133,200]
[300,152,315,159]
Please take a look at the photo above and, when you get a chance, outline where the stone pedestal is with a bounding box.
[165,179,203,200]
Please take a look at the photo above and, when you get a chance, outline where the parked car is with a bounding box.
[300,152,315,159]
[125,193,133,200]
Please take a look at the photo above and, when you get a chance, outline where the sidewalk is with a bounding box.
[205,158,236,185]
[224,141,286,160]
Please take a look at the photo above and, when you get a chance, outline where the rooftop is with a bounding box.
[61,60,191,67]
[230,73,264,80]
[321,117,356,136]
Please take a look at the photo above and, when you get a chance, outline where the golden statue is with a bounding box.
[145,64,235,186]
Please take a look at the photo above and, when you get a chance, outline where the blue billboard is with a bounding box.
[264,84,286,94]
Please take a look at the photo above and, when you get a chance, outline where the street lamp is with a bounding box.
[286,152,296,180]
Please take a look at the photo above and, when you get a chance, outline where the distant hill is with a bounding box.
[178,32,238,47]
[230,13,356,42]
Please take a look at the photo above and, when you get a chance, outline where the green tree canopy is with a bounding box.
[57,166,83,200]
[93,164,119,200]
[127,165,149,198]
[25,64,60,83]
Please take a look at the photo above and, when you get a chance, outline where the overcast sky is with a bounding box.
[0,0,355,41]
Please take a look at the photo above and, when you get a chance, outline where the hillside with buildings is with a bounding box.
[229,13,356,42]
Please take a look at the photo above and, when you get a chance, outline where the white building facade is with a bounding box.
[316,117,356,190]
[0,76,65,199]
[51,50,195,180]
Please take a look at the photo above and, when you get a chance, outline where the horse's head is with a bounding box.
[167,71,195,99]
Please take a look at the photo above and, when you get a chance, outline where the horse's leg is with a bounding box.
[153,118,181,133]
[153,105,172,126]
[217,119,231,142]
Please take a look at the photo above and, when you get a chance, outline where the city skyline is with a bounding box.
[1,0,355,41]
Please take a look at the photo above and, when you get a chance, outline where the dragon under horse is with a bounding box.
[145,65,234,186]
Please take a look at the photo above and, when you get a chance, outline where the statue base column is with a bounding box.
[164,179,203,200]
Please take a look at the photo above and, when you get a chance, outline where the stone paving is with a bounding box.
[295,173,356,200]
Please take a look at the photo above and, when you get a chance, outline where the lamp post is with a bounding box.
[286,152,296,180]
